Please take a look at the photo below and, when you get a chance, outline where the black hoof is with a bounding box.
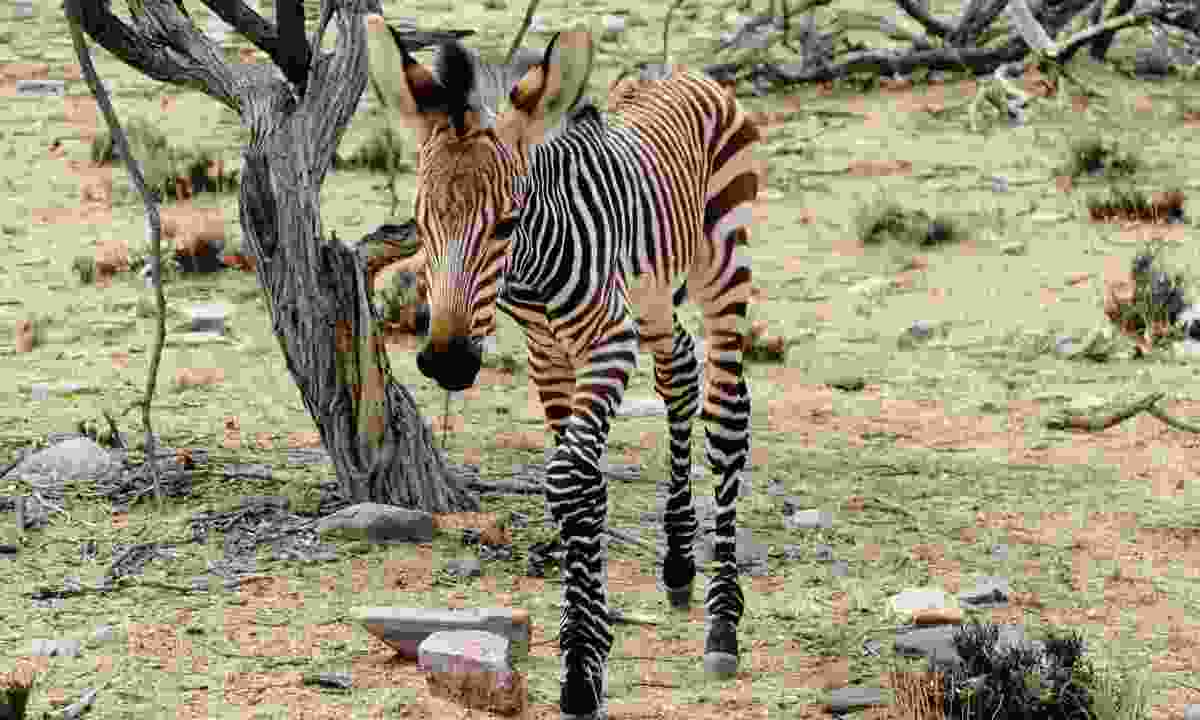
[665,582,693,610]
[560,660,607,720]
[704,618,740,678]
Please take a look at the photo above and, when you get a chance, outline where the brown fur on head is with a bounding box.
[365,15,595,349]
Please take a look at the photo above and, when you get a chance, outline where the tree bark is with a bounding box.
[72,0,479,512]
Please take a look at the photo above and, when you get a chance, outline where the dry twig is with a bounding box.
[1044,392,1164,431]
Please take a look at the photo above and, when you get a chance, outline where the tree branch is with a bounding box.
[894,0,954,38]
[304,0,374,185]
[277,1,312,94]
[1044,392,1164,431]
[73,0,245,111]
[64,0,168,507]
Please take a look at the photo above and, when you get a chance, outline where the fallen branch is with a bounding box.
[469,478,544,495]
[1146,405,1200,433]
[1044,392,1164,431]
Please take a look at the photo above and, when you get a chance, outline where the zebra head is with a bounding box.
[366,14,595,392]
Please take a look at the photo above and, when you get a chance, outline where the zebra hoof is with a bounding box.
[560,659,607,720]
[665,582,693,610]
[704,618,740,679]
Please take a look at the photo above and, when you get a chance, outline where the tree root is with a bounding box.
[1042,391,1200,433]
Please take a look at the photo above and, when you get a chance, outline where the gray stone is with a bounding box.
[784,509,833,530]
[420,630,510,674]
[30,638,81,657]
[187,303,229,334]
[1183,704,1200,720]
[894,623,1033,670]
[89,625,118,645]
[958,576,1010,608]
[16,80,64,98]
[830,560,848,577]
[355,606,531,661]
[827,686,885,712]
[316,503,435,544]
[600,14,626,41]
[11,436,121,492]
[616,396,667,417]
[814,543,835,562]
[446,556,482,578]
[889,588,952,617]
[991,175,1010,193]
[419,630,526,716]
[990,543,1009,560]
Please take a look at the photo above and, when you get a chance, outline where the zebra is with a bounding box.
[366,15,762,719]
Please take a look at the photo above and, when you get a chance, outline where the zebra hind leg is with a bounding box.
[695,249,753,679]
[656,310,702,610]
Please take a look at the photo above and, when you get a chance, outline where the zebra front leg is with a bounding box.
[547,324,637,720]
[526,317,576,447]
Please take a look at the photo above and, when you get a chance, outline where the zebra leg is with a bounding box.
[654,311,701,609]
[547,323,638,720]
[526,315,576,447]
[693,243,753,679]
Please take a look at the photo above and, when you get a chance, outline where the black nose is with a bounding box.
[417,335,482,392]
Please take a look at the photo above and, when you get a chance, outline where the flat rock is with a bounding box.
[354,606,531,661]
[958,576,1010,608]
[419,630,526,716]
[316,503,434,544]
[616,396,667,417]
[888,587,956,619]
[10,436,121,492]
[827,686,885,712]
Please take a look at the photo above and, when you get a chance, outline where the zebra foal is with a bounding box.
[366,15,762,719]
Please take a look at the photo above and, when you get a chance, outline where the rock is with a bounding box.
[15,79,64,97]
[616,396,666,417]
[958,576,1010,608]
[888,587,955,619]
[784,509,833,530]
[849,276,893,296]
[827,686,885,713]
[991,175,1010,193]
[894,623,1033,670]
[10,436,121,498]
[186,304,230,334]
[89,625,119,646]
[316,503,434,544]
[446,556,482,578]
[600,14,626,41]
[354,606,531,661]
[420,630,526,716]
[826,375,865,391]
[1183,704,1200,720]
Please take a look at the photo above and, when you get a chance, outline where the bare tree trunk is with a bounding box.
[72,0,479,513]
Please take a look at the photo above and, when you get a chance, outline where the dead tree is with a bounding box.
[70,0,480,513]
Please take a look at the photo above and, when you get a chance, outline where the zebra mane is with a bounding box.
[432,44,542,131]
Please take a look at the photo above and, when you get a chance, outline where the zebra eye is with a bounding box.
[494,216,520,240]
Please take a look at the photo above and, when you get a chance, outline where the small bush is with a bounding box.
[891,619,1154,720]
[855,196,964,248]
[92,122,238,201]
[1061,137,1140,179]
[71,255,96,285]
[335,126,409,174]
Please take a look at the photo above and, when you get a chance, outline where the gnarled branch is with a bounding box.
[72,0,245,110]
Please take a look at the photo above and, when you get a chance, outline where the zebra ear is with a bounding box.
[365,14,446,144]
[505,28,594,146]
